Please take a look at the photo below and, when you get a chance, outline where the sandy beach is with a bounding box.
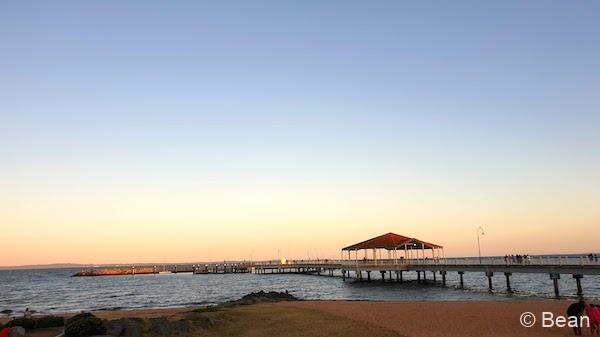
[281,300,576,337]
[5,299,584,337]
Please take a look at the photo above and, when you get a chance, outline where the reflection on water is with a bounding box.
[1,268,598,314]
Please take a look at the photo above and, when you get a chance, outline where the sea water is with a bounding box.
[1,268,599,315]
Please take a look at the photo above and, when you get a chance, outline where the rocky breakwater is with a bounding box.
[73,267,157,277]
[58,291,299,337]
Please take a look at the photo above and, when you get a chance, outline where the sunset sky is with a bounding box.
[1,1,599,266]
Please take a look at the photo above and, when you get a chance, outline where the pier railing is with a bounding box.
[252,255,600,267]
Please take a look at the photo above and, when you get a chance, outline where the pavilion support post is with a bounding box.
[423,270,427,282]
[504,272,512,292]
[550,274,560,297]
[399,270,404,282]
[433,271,437,282]
[458,271,464,288]
[373,248,377,266]
[366,270,371,282]
[573,274,583,296]
[389,270,392,281]
[417,271,421,283]
[380,270,385,282]
[395,271,399,282]
[440,270,447,286]
[486,272,494,291]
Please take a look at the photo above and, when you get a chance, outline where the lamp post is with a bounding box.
[477,226,485,264]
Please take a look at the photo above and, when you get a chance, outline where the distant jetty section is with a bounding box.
[74,267,159,277]
[73,263,251,277]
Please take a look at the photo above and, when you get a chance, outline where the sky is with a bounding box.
[1,1,599,266]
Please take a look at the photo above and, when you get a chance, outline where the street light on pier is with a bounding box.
[477,226,485,264]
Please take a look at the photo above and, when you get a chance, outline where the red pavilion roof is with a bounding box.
[342,232,442,251]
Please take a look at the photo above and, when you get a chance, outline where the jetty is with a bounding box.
[253,232,600,297]
[193,263,250,274]
[73,232,600,297]
[74,262,250,277]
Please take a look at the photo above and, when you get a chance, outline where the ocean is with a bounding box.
[1,268,599,315]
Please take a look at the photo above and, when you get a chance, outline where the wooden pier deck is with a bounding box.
[253,256,600,297]
[73,255,600,297]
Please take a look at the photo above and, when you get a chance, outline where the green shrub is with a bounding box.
[64,313,106,337]
[34,315,64,328]
[6,317,35,329]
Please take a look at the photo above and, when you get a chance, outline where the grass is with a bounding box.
[196,303,402,337]
[28,303,403,337]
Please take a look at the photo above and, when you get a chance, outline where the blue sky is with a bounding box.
[1,1,599,264]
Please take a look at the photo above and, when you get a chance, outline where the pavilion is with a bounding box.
[341,232,444,262]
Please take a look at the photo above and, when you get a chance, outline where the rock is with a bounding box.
[228,291,298,305]
[169,319,190,337]
[8,326,26,337]
[64,313,106,337]
[147,317,171,337]
[6,318,35,330]
[66,312,95,326]
[104,318,143,337]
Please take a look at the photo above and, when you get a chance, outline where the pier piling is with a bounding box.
[573,274,583,296]
[486,272,494,291]
[504,272,512,292]
[550,273,560,297]
[458,271,464,288]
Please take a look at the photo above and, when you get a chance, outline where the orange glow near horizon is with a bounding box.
[3,179,599,266]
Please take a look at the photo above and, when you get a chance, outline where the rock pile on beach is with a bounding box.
[33,292,297,337]
[226,290,299,305]
[64,312,106,337]
[0,291,299,337]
